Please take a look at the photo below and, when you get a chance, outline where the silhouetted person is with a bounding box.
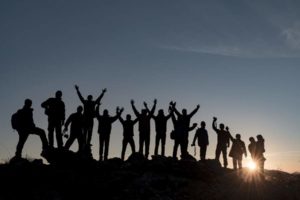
[131,99,157,159]
[14,99,48,158]
[228,131,247,170]
[75,85,106,149]
[191,121,209,161]
[248,137,257,160]
[212,117,231,168]
[147,104,172,156]
[63,106,84,152]
[119,112,138,161]
[171,109,197,159]
[170,102,200,157]
[41,90,65,149]
[96,105,122,161]
[256,134,266,173]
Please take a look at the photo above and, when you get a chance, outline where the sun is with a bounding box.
[247,161,257,171]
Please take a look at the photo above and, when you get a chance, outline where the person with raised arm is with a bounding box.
[170,102,200,157]
[74,85,106,152]
[191,121,209,161]
[131,99,157,159]
[118,109,138,161]
[212,117,231,168]
[227,127,247,170]
[96,105,122,161]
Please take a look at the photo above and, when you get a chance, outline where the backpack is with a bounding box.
[11,110,21,130]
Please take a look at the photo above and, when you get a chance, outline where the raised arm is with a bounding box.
[131,100,140,117]
[172,103,181,117]
[75,85,85,103]
[95,104,101,118]
[149,99,157,116]
[95,88,107,104]
[189,104,200,117]
[212,117,218,132]
[112,107,123,122]
[118,113,125,124]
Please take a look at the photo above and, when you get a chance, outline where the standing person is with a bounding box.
[248,137,257,160]
[41,90,65,149]
[96,105,122,161]
[74,85,106,149]
[13,99,48,158]
[63,106,84,152]
[170,107,197,159]
[131,99,157,159]
[191,121,209,161]
[256,134,266,173]
[146,103,172,156]
[228,131,247,170]
[212,117,231,168]
[118,112,138,161]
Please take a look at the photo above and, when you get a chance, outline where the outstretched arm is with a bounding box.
[75,85,85,103]
[189,123,197,131]
[131,100,140,117]
[172,103,181,117]
[95,88,107,104]
[212,117,218,132]
[189,104,200,117]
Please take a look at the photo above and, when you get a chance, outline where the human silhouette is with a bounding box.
[227,130,247,170]
[118,112,138,161]
[41,90,65,149]
[14,99,48,158]
[96,105,122,161]
[212,117,231,168]
[131,99,157,159]
[170,102,200,157]
[63,106,84,152]
[256,134,266,173]
[74,85,106,150]
[146,104,172,156]
[170,107,197,159]
[248,137,257,160]
[191,121,209,161]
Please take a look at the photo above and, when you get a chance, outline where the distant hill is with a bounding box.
[0,151,299,200]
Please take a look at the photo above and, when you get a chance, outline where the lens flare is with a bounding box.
[247,161,257,171]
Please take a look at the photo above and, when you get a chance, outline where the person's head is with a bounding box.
[158,109,164,116]
[103,109,109,116]
[141,109,147,116]
[55,90,62,99]
[77,106,83,113]
[87,95,93,101]
[236,134,241,140]
[200,121,206,128]
[249,137,255,143]
[220,123,225,130]
[182,109,187,116]
[126,114,131,120]
[24,99,32,108]
[257,134,264,141]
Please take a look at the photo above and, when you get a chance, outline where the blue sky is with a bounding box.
[0,0,300,172]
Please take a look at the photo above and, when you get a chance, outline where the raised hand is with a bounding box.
[196,104,200,109]
[131,100,134,105]
[75,85,79,90]
[213,117,217,121]
[102,88,107,93]
[143,102,148,107]
[226,126,229,131]
[154,99,157,104]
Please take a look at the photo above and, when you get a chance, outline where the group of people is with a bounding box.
[11,86,266,172]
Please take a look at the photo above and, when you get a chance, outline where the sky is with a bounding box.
[0,0,300,172]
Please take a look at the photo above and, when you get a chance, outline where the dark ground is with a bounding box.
[0,150,299,200]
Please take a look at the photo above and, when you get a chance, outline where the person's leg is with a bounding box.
[129,137,136,154]
[201,145,207,161]
[154,133,160,156]
[173,140,179,158]
[145,132,150,158]
[215,145,221,161]
[16,131,29,158]
[104,134,110,160]
[99,134,104,161]
[121,138,128,161]
[139,133,144,154]
[238,158,242,169]
[64,133,76,150]
[222,147,228,168]
[48,120,54,148]
[233,158,237,170]
[55,121,63,149]
[161,133,166,156]
[86,119,94,145]
[32,127,48,150]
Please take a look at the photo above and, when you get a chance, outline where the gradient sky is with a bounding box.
[1,0,300,172]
